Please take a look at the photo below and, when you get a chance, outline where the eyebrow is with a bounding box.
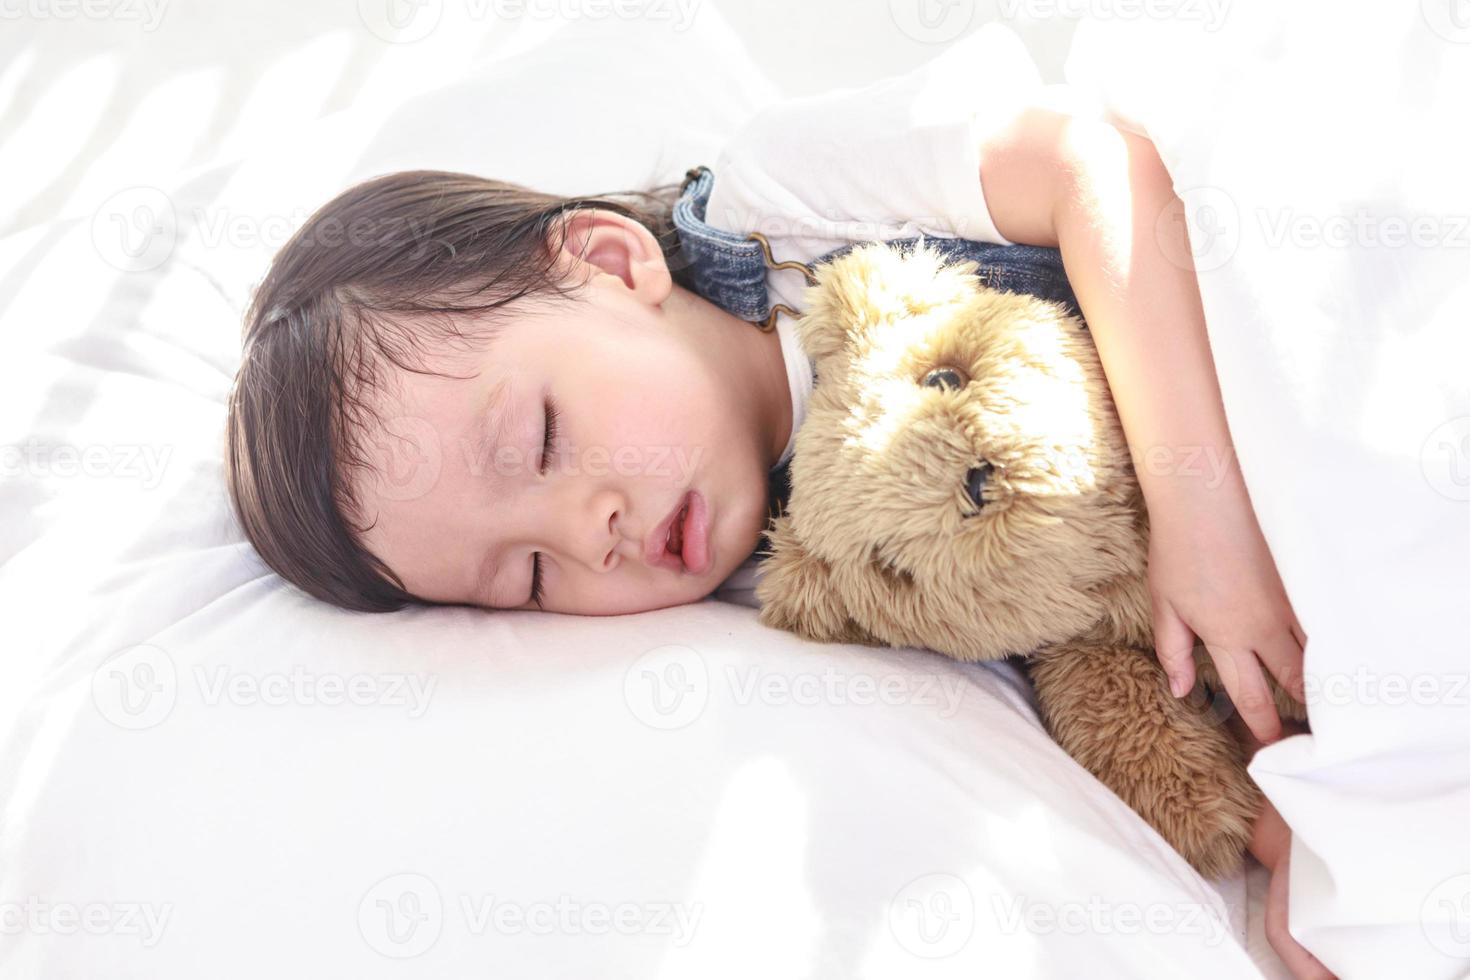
[469,376,520,607]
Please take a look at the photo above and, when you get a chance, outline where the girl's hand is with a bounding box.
[1146,466,1307,744]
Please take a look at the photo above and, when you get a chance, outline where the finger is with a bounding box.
[1214,648,1283,744]
[1152,598,1199,697]
[1290,617,1308,649]
[1257,628,1308,704]
[1266,852,1338,980]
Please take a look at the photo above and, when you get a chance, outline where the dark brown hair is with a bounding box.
[224,169,693,613]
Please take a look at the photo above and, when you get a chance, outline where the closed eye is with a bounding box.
[540,394,559,474]
[530,553,545,609]
[530,395,559,608]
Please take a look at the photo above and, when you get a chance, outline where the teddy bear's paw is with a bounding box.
[1140,751,1261,881]
[1028,641,1262,880]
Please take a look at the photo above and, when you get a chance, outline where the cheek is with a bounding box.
[600,372,725,456]
[574,342,755,493]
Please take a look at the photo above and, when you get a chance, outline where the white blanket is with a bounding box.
[1064,5,1470,976]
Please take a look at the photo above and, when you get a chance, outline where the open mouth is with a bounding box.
[648,490,711,575]
[666,498,688,556]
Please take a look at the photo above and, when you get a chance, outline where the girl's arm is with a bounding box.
[1242,719,1336,979]
[975,95,1306,743]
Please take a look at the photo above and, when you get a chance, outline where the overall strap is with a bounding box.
[673,165,1085,333]
[807,237,1083,321]
[672,166,789,329]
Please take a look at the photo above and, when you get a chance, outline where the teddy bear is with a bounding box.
[754,240,1305,879]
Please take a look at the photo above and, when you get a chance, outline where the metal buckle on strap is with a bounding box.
[745,230,816,333]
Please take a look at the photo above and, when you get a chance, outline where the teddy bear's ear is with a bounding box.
[795,242,979,370]
[791,266,859,369]
[755,515,879,646]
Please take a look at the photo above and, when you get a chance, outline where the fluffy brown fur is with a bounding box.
[755,241,1305,879]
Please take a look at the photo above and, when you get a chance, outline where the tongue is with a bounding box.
[668,505,686,555]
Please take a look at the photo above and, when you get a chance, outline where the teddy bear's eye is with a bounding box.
[922,366,969,391]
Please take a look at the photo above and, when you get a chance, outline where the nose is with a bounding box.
[965,462,992,510]
[540,483,630,572]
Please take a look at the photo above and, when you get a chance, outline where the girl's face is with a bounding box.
[352,211,789,615]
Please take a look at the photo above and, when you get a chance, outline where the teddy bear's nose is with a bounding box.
[965,463,992,509]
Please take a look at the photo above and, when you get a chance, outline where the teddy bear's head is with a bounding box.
[755,242,1151,661]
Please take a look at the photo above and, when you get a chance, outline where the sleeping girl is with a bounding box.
[223,27,1326,979]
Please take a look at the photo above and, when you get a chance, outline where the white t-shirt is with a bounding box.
[709,24,1045,609]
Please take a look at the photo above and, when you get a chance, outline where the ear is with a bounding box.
[755,515,879,646]
[552,208,672,305]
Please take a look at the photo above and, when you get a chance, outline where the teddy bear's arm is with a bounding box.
[1027,639,1263,879]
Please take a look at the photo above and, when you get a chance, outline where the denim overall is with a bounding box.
[670,164,1083,546]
